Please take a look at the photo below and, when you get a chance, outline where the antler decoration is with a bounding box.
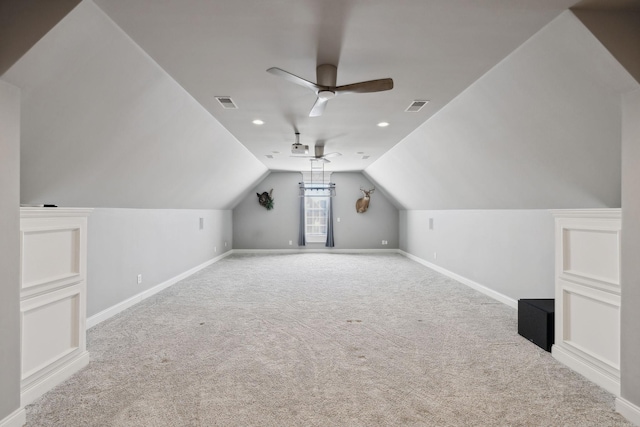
[356,187,375,213]
[257,189,275,210]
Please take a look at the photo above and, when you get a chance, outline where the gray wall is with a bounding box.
[0,80,21,420]
[233,172,398,250]
[621,89,640,408]
[88,208,232,317]
[400,210,555,303]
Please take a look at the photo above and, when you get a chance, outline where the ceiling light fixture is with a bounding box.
[377,122,389,127]
[252,119,264,125]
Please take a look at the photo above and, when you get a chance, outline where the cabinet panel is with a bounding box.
[21,287,81,379]
[562,228,619,286]
[561,284,620,370]
[551,209,621,396]
[21,227,80,290]
[19,207,92,406]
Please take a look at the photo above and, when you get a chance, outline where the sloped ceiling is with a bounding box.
[2,1,639,210]
[2,1,268,209]
[91,0,579,173]
[365,11,639,210]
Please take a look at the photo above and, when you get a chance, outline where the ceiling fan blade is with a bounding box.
[334,78,394,95]
[323,152,342,158]
[309,97,328,117]
[267,67,322,93]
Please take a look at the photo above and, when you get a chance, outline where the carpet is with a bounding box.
[25,253,632,426]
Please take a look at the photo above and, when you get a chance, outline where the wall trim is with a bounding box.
[0,408,26,427]
[231,248,400,254]
[551,344,620,396]
[398,250,517,309]
[87,251,232,329]
[21,351,89,407]
[616,397,640,426]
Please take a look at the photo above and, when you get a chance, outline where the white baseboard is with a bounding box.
[21,351,90,407]
[87,251,232,329]
[616,397,640,426]
[398,250,517,309]
[231,248,400,254]
[0,408,25,427]
[551,344,620,396]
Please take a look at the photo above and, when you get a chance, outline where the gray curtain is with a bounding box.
[325,196,334,248]
[298,195,306,246]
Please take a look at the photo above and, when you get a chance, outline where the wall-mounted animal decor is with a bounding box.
[356,187,375,213]
[257,189,274,210]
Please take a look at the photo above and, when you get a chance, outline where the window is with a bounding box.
[305,195,329,242]
[299,171,334,246]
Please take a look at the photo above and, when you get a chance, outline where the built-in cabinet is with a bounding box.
[551,209,621,396]
[19,207,92,405]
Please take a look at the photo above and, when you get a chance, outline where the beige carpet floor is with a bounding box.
[25,253,632,426]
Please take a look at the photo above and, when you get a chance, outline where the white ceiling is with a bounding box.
[92,0,580,172]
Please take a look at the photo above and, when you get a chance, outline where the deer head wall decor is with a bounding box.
[356,187,375,213]
[257,189,274,210]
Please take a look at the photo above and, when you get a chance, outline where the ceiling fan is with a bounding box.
[290,132,341,162]
[267,64,393,117]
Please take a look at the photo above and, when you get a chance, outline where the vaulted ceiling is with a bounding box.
[90,0,581,172]
[2,0,639,209]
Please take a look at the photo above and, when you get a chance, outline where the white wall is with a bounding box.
[620,89,640,410]
[400,210,554,304]
[0,80,22,422]
[87,208,232,318]
[233,172,398,250]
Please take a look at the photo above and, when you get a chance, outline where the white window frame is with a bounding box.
[304,194,329,243]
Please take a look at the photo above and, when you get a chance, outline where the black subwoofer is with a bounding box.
[518,299,555,352]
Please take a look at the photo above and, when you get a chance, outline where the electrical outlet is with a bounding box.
[289,240,292,245]
[137,274,142,284]
[433,252,437,259]
[224,241,227,247]
[337,217,341,222]
[214,246,217,252]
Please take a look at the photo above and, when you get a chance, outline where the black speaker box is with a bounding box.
[518,299,555,352]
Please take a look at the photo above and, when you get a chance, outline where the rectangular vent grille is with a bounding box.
[215,96,238,109]
[362,155,370,160]
[405,100,429,112]
[265,154,274,159]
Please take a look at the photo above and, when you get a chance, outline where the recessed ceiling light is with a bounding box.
[377,122,389,127]
[252,119,264,125]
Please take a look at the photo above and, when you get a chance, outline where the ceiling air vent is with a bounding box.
[215,96,238,109]
[405,100,429,112]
